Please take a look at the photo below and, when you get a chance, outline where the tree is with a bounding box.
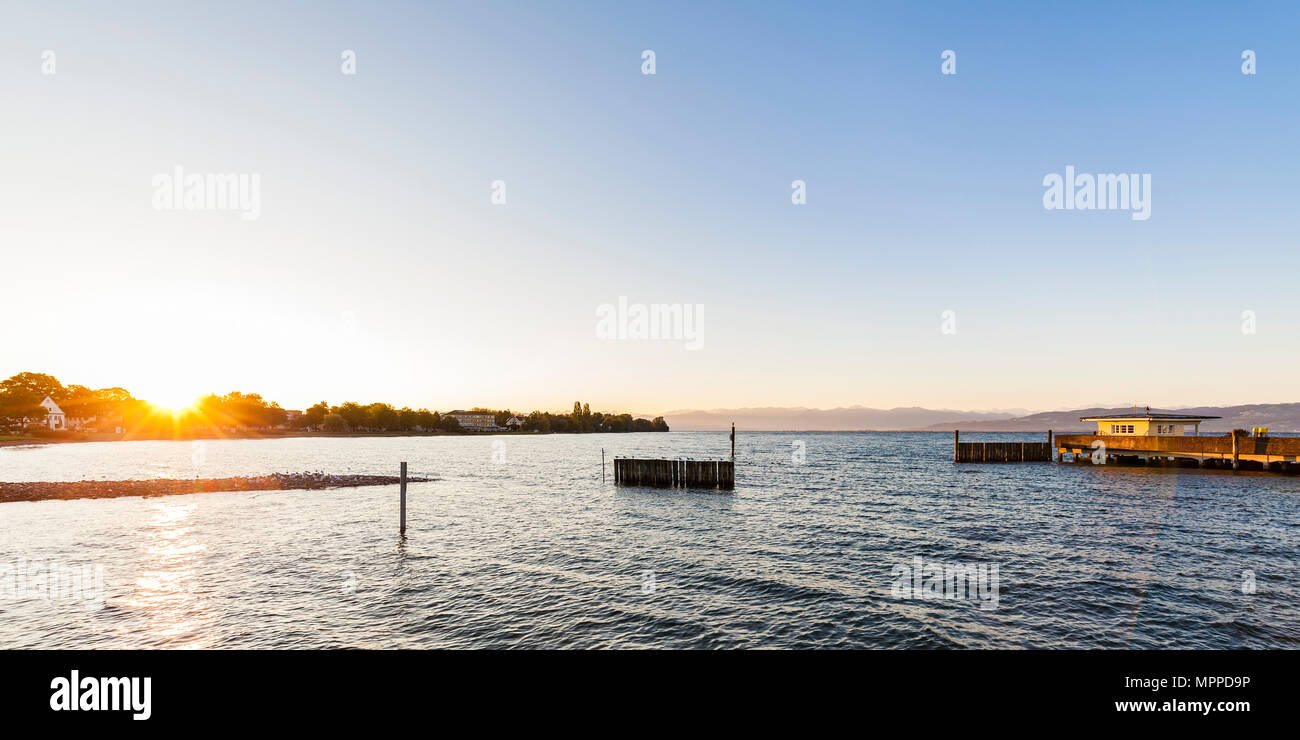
[264,403,288,428]
[365,403,399,431]
[0,372,56,431]
[415,409,437,430]
[334,402,368,430]
[57,385,103,422]
[0,393,43,431]
[321,413,349,433]
[298,401,330,429]
[1,372,64,402]
[524,410,549,433]
[396,407,419,431]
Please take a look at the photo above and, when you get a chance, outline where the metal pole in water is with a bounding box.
[399,461,407,536]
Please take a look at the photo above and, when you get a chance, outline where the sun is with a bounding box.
[146,389,202,413]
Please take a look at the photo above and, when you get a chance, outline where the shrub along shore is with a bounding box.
[0,472,434,504]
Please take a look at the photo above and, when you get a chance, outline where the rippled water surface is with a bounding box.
[1,432,1296,648]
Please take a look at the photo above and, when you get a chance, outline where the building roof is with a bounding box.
[1080,413,1220,421]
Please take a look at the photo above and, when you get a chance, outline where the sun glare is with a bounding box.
[147,391,201,414]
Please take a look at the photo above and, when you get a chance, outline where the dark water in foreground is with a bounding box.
[0,432,1296,648]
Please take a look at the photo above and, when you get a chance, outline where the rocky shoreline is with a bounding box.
[0,472,435,504]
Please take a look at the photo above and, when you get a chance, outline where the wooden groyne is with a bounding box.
[953,430,1054,463]
[614,457,735,490]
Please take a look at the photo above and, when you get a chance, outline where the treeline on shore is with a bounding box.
[0,372,668,438]
[250,401,668,434]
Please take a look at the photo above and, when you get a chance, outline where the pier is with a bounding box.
[953,430,1054,463]
[1056,429,1300,473]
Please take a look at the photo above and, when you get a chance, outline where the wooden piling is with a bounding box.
[954,435,1053,463]
[399,461,407,536]
[613,456,733,490]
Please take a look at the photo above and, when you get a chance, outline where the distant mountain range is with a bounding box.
[663,406,1027,432]
[914,404,1300,433]
[664,404,1300,432]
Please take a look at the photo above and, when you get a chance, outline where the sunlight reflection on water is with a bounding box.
[116,503,215,648]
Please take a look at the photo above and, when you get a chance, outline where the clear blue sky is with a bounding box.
[1,1,1297,413]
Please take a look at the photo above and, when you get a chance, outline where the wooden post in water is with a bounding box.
[1232,431,1240,471]
[954,430,959,462]
[602,448,606,483]
[730,423,735,461]
[399,461,407,536]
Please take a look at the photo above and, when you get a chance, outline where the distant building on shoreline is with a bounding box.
[39,396,67,430]
[442,410,502,432]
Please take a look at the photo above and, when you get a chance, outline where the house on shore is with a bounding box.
[1079,412,1219,437]
[39,396,67,430]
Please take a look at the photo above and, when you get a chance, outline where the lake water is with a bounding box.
[0,432,1296,648]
